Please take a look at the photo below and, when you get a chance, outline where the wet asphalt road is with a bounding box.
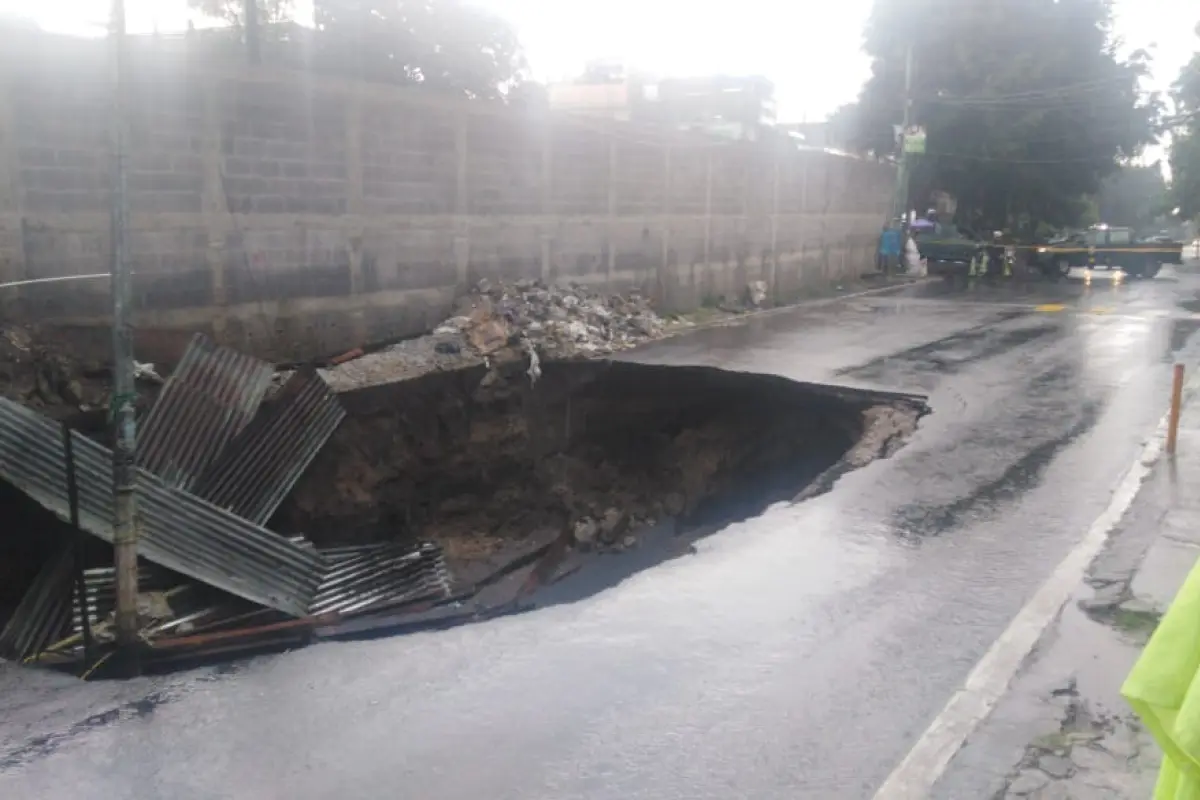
[4,270,1200,799]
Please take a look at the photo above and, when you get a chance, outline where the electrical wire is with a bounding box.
[921,76,1135,105]
[928,151,1121,164]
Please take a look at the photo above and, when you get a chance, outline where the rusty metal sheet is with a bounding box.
[136,333,274,491]
[0,398,325,616]
[193,369,345,526]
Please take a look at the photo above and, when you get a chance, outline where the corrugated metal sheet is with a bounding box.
[0,544,73,661]
[136,333,274,491]
[0,398,325,616]
[310,542,451,616]
[71,564,180,634]
[193,369,346,526]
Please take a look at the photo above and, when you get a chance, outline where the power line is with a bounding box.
[923,92,1154,111]
[924,76,1134,104]
[929,151,1119,164]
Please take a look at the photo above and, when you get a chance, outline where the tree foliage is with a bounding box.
[187,0,526,101]
[188,0,293,27]
[848,0,1160,230]
[1096,163,1168,229]
[310,0,524,100]
[1169,27,1200,220]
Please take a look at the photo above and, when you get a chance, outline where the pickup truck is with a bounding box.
[913,224,987,273]
[1034,226,1183,278]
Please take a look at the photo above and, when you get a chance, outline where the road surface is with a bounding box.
[2,270,1198,799]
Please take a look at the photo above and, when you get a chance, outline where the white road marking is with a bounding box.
[872,374,1194,799]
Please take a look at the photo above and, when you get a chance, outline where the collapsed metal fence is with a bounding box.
[0,335,455,670]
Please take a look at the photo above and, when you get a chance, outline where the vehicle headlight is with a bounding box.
[1036,247,1047,254]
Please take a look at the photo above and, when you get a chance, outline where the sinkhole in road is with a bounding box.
[273,361,928,586]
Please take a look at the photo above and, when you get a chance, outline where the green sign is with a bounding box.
[903,126,926,154]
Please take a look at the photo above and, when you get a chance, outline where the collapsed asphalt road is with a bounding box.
[3,271,1199,799]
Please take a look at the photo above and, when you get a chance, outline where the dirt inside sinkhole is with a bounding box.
[272,361,927,587]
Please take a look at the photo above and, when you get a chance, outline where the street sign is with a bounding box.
[903,126,926,154]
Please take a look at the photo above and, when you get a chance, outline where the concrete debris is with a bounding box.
[0,324,141,421]
[573,518,599,546]
[1080,584,1125,613]
[452,279,668,362]
[599,507,627,543]
[320,280,674,393]
[746,280,768,308]
[1115,596,1158,616]
[133,361,163,384]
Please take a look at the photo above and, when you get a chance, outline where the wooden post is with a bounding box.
[1168,363,1185,456]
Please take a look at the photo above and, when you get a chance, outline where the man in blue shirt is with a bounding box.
[878,223,903,274]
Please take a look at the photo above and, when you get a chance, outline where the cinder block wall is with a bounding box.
[0,34,894,362]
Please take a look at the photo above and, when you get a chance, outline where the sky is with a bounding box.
[1,0,1196,125]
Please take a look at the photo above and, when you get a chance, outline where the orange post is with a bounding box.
[1167,364,1185,456]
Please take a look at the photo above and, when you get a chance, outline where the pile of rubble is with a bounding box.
[441,278,667,361]
[0,324,164,426]
[0,326,111,419]
[321,279,675,392]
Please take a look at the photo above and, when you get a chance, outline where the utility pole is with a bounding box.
[895,43,915,227]
[109,0,140,667]
[244,0,262,64]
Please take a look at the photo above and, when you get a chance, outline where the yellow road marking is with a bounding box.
[1035,303,1066,312]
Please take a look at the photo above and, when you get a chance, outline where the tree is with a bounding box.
[311,0,525,100]
[1169,29,1200,220]
[187,0,526,101]
[1096,163,1168,229]
[187,0,293,27]
[849,0,1160,231]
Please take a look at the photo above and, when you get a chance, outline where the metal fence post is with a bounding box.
[109,0,140,667]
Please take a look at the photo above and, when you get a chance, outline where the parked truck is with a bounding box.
[1034,225,1183,279]
[912,222,988,274]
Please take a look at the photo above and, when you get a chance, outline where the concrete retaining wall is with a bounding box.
[0,34,893,361]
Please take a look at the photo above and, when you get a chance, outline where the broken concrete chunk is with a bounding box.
[1080,584,1125,613]
[599,508,627,542]
[573,518,599,546]
[1116,597,1159,616]
[746,280,768,308]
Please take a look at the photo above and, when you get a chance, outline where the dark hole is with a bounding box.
[272,361,925,579]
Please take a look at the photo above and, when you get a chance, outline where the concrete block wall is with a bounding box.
[0,33,894,362]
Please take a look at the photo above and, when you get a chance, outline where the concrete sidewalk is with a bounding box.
[932,383,1200,798]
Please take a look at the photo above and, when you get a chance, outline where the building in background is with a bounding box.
[547,61,777,141]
